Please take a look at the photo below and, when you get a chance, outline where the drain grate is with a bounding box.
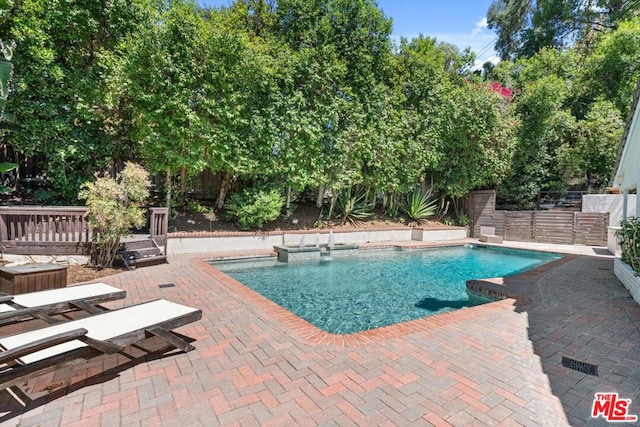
[562,356,599,376]
[158,283,176,288]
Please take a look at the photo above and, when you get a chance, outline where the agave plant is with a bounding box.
[400,187,438,224]
[334,187,374,225]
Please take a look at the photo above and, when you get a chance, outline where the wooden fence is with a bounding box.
[467,190,609,246]
[0,206,169,256]
[489,211,609,246]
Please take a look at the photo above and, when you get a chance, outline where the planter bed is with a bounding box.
[614,258,640,304]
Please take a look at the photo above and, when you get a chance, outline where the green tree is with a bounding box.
[433,81,517,199]
[497,72,569,207]
[0,0,14,120]
[487,0,640,60]
[557,100,623,189]
[270,0,394,206]
[0,0,152,201]
[583,17,640,117]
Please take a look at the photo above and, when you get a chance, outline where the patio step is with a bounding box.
[118,239,166,269]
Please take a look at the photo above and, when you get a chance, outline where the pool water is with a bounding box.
[213,245,562,334]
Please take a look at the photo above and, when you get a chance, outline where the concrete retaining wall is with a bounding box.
[411,228,467,242]
[167,227,466,255]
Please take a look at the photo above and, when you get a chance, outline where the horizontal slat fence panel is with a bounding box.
[504,211,534,241]
[490,211,505,238]
[575,212,609,246]
[533,211,575,244]
[467,191,608,246]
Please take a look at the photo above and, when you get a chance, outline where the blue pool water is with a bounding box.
[213,245,562,334]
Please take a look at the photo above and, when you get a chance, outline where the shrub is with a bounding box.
[618,217,640,273]
[79,162,150,268]
[225,186,285,230]
[457,212,469,227]
[400,187,438,223]
[185,199,209,213]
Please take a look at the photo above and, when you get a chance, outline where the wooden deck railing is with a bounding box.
[0,206,91,255]
[0,206,169,256]
[149,207,169,255]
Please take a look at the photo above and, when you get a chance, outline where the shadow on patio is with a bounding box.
[471,254,640,426]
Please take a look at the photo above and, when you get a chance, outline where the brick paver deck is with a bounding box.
[1,244,639,426]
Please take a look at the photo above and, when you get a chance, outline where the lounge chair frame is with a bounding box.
[0,299,202,391]
[0,283,126,326]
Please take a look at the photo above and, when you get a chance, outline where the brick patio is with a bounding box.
[1,243,639,426]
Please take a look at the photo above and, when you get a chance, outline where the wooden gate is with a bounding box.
[466,190,496,238]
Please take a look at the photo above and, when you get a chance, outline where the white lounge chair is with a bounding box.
[0,283,126,325]
[0,299,202,391]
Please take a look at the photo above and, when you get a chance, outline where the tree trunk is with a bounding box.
[286,186,292,210]
[179,166,187,194]
[216,172,232,209]
[328,189,336,221]
[316,185,325,208]
[165,169,172,209]
[12,151,20,192]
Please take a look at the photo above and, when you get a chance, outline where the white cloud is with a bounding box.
[473,17,488,35]
[408,16,498,69]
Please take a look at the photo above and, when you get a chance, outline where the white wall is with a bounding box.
[582,194,637,226]
[614,83,640,215]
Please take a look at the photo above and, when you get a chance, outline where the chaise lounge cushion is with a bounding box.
[0,299,201,365]
[0,283,125,314]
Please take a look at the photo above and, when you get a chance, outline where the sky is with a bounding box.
[198,0,499,66]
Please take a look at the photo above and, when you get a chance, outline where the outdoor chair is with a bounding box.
[0,283,126,326]
[478,226,503,244]
[0,299,202,392]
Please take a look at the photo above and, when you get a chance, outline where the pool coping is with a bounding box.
[198,244,578,348]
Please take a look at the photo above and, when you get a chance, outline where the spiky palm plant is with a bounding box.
[400,187,438,224]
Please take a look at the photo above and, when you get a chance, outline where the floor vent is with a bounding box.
[562,356,599,376]
[158,283,176,288]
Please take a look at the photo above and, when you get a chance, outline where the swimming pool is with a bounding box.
[212,245,562,334]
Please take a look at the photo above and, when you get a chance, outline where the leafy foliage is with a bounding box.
[0,0,634,216]
[618,217,640,273]
[0,0,13,119]
[0,0,151,201]
[78,162,150,268]
[224,185,285,230]
[488,0,640,60]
